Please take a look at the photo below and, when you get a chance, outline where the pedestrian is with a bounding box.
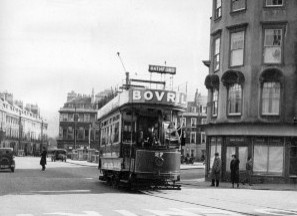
[230,154,240,188]
[210,152,221,187]
[243,156,253,186]
[40,147,47,171]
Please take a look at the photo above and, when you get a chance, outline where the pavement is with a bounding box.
[66,159,297,191]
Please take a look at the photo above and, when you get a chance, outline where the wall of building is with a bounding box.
[204,0,297,183]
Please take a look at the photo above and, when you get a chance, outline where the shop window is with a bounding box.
[254,145,283,175]
[212,89,218,117]
[227,84,242,115]
[226,147,236,172]
[231,0,246,12]
[264,29,282,64]
[266,0,283,6]
[214,0,222,19]
[238,146,248,170]
[262,82,280,115]
[230,31,245,67]
[213,37,221,71]
[209,137,222,168]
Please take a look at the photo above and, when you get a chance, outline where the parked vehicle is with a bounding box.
[0,148,15,172]
[51,149,67,162]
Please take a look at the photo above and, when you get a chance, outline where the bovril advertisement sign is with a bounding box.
[130,89,187,107]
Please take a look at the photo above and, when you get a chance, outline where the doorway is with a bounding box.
[289,138,297,176]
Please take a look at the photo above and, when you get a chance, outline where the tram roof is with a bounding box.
[97,87,187,120]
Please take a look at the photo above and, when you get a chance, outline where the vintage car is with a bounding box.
[0,148,15,172]
[51,149,67,162]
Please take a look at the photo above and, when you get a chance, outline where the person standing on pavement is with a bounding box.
[40,147,47,171]
[243,156,253,186]
[230,154,240,188]
[210,152,221,187]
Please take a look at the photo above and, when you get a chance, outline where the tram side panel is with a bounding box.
[100,143,122,171]
[134,149,180,181]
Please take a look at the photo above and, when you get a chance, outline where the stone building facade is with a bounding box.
[204,0,297,183]
[0,93,48,156]
[179,90,207,161]
[57,91,99,151]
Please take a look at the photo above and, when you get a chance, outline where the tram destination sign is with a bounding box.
[148,64,176,75]
[131,89,186,107]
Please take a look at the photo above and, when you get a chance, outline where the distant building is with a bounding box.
[57,91,99,151]
[0,93,48,156]
[179,90,207,161]
[204,0,297,183]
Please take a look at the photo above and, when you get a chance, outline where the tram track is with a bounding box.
[140,185,297,216]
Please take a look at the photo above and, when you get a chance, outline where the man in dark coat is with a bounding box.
[40,147,47,171]
[230,154,240,188]
[210,152,221,187]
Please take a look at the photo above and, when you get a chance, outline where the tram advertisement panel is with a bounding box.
[130,89,187,108]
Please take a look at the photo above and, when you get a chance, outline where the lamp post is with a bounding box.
[18,111,22,156]
[74,105,78,150]
[41,119,43,151]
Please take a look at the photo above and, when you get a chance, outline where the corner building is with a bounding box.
[204,0,297,183]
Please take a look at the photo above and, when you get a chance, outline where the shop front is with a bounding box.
[205,124,297,184]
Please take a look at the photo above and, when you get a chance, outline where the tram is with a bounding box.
[98,87,187,189]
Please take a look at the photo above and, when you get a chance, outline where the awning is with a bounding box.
[204,74,220,90]
[259,68,284,83]
[221,70,245,86]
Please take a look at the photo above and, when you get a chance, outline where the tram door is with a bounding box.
[289,138,297,176]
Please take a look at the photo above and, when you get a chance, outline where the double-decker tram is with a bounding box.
[98,87,187,189]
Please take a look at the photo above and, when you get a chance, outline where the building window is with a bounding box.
[262,82,280,115]
[228,84,242,115]
[191,118,197,128]
[231,0,246,12]
[180,117,186,127]
[254,145,283,175]
[230,31,245,67]
[264,29,282,64]
[266,0,283,6]
[201,118,207,125]
[190,132,196,144]
[214,37,221,71]
[201,132,206,143]
[214,0,222,19]
[212,89,218,117]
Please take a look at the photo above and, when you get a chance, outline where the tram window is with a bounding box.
[113,122,120,143]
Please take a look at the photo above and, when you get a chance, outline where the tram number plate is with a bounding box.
[0,165,9,168]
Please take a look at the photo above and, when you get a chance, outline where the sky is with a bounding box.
[0,0,212,138]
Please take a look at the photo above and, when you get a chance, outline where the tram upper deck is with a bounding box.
[97,87,187,157]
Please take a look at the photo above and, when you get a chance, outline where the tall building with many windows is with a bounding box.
[204,0,297,183]
[0,93,48,156]
[179,90,207,161]
[57,91,99,151]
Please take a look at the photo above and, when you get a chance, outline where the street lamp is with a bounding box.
[74,104,78,150]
